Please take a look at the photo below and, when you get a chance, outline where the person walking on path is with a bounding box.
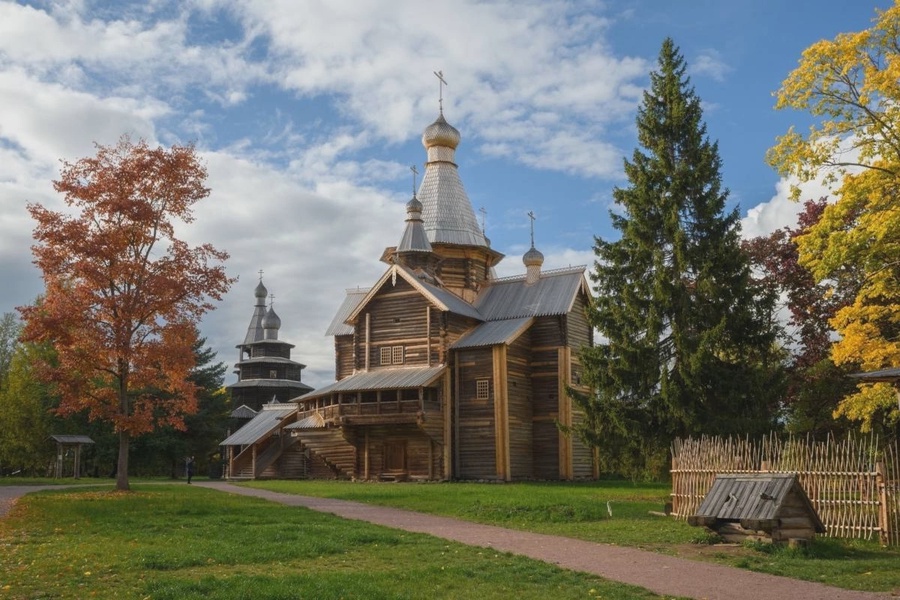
[185,456,195,484]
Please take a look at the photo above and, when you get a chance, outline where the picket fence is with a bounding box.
[670,434,900,545]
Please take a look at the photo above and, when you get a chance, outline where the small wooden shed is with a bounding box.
[688,473,825,543]
[50,435,94,479]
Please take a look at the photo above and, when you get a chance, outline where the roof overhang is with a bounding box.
[299,365,447,402]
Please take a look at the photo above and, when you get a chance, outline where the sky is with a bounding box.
[0,0,891,389]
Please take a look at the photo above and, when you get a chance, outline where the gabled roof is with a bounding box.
[299,365,447,402]
[451,317,534,349]
[325,288,370,336]
[230,404,258,419]
[220,403,296,446]
[345,264,482,324]
[691,473,825,533]
[475,266,589,320]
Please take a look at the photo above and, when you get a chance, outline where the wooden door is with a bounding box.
[384,441,407,472]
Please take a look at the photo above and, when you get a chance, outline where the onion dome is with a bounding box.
[263,305,281,340]
[254,280,268,303]
[263,306,281,331]
[397,194,432,254]
[422,113,460,150]
[407,195,424,214]
[524,244,544,285]
[523,245,544,267]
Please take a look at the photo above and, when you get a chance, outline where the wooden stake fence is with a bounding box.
[671,434,900,545]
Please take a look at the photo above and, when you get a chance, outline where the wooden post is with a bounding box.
[365,313,371,370]
[493,345,510,481]
[877,461,889,546]
[426,307,431,367]
[364,430,370,480]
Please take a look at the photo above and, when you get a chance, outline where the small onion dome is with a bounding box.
[407,195,424,215]
[255,280,268,301]
[263,306,281,331]
[523,245,544,267]
[422,113,460,150]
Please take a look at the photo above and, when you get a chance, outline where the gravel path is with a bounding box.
[2,482,894,599]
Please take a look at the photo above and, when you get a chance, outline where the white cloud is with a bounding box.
[690,49,731,82]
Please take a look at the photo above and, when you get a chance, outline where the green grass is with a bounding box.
[0,485,669,600]
[242,479,900,594]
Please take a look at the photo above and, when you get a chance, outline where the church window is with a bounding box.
[392,345,404,365]
[476,379,490,401]
[380,346,404,365]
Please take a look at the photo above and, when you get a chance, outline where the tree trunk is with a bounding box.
[116,430,130,491]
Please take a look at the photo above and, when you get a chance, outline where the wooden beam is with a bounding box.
[443,370,452,480]
[493,345,510,481]
[365,313,371,371]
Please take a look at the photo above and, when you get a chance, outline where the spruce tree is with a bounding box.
[573,39,784,478]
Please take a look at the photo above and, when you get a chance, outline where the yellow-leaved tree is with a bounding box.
[768,3,900,430]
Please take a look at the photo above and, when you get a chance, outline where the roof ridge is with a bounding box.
[490,265,587,283]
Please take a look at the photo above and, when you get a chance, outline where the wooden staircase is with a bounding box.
[293,428,357,479]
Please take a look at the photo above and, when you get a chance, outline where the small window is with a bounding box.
[380,347,392,365]
[269,369,278,379]
[392,345,404,365]
[476,379,490,401]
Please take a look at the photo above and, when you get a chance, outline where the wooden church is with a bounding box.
[225,278,313,413]
[222,108,596,481]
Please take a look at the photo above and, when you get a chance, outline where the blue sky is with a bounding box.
[0,0,891,388]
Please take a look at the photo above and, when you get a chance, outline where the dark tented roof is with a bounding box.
[300,365,447,402]
[227,379,314,392]
[451,317,533,349]
[475,266,587,320]
[220,404,296,446]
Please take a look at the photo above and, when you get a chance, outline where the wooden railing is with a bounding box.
[671,434,900,546]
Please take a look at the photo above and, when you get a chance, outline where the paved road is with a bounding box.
[2,482,894,600]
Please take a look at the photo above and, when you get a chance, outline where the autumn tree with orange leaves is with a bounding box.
[20,136,234,491]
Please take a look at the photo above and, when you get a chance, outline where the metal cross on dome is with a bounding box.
[527,210,536,248]
[434,70,447,114]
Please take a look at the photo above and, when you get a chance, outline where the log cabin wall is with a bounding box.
[455,346,498,479]
[431,245,493,303]
[335,335,355,380]
[566,290,596,478]
[251,344,291,359]
[359,424,440,480]
[530,315,564,479]
[506,329,534,480]
[360,279,432,368]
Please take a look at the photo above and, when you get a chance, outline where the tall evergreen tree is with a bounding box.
[572,39,784,478]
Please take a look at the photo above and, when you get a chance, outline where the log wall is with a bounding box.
[507,330,534,479]
[456,346,498,479]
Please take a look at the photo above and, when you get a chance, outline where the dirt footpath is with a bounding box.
[2,482,894,599]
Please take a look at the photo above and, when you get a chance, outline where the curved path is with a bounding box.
[2,482,894,600]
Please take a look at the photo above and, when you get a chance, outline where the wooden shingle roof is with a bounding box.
[690,473,825,533]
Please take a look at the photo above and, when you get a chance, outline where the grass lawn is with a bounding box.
[0,484,670,600]
[243,479,900,594]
